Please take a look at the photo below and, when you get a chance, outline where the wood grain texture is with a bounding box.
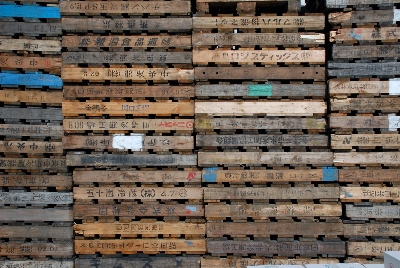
[0,261,73,268]
[347,242,400,257]
[340,186,400,202]
[331,134,400,149]
[0,90,62,104]
[0,242,72,257]
[0,226,72,239]
[329,9,398,24]
[330,27,400,42]
[0,22,61,35]
[0,39,60,52]
[0,157,67,171]
[0,140,62,154]
[0,55,61,70]
[344,223,400,236]
[0,174,72,188]
[1,107,63,121]
[331,97,400,111]
[326,0,400,8]
[75,257,200,268]
[346,204,400,219]
[201,258,340,267]
[0,192,73,205]
[339,169,400,182]
[0,124,63,138]
[329,79,400,94]
[1,208,73,222]
[328,62,400,77]
[332,45,400,59]
[334,152,400,166]
[330,115,392,129]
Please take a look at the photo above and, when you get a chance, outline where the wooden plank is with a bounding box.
[193,49,325,64]
[334,152,400,166]
[0,192,73,205]
[1,107,63,121]
[195,101,326,116]
[0,5,60,19]
[332,45,400,59]
[326,0,399,8]
[66,154,197,167]
[0,140,63,154]
[344,223,400,236]
[63,135,193,151]
[340,187,400,202]
[64,119,194,131]
[329,9,399,25]
[0,90,62,104]
[0,55,61,70]
[202,168,338,183]
[196,84,326,97]
[328,62,400,77]
[206,204,342,219]
[198,152,334,166]
[330,27,400,42]
[329,79,400,95]
[0,261,73,268]
[192,33,325,47]
[195,67,325,81]
[75,257,200,268]
[193,16,325,30]
[61,18,192,31]
[74,187,202,200]
[0,73,63,88]
[74,204,204,217]
[0,174,72,188]
[201,258,340,267]
[63,52,192,64]
[331,97,400,111]
[75,239,205,254]
[62,101,194,116]
[339,169,400,182]
[60,1,191,15]
[1,208,73,222]
[0,157,66,171]
[73,170,201,184]
[74,222,205,235]
[62,35,192,49]
[207,222,343,236]
[196,134,328,147]
[0,242,72,257]
[347,242,400,257]
[207,241,345,255]
[331,134,400,149]
[62,68,193,82]
[346,204,400,219]
[0,226,72,239]
[0,39,60,53]
[204,186,339,200]
[0,124,63,138]
[0,22,61,36]
[330,115,400,130]
[196,118,326,130]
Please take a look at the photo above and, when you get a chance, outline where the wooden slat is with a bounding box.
[334,152,400,165]
[62,35,192,48]
[62,101,194,116]
[192,33,325,47]
[0,226,72,239]
[0,261,73,268]
[0,140,63,154]
[74,239,205,254]
[0,22,62,35]
[0,192,73,205]
[344,223,400,236]
[329,79,400,95]
[75,257,199,268]
[331,134,400,149]
[0,157,67,171]
[0,5,60,19]
[326,0,400,8]
[330,27,400,42]
[329,9,399,25]
[0,73,63,88]
[74,187,202,200]
[0,242,72,257]
[346,204,400,219]
[0,174,72,188]
[204,186,339,200]
[0,124,63,138]
[1,107,63,121]
[193,16,325,29]
[339,169,400,182]
[347,242,400,257]
[328,62,400,77]
[75,222,205,235]
[331,97,400,111]
[0,90,63,104]
[201,258,340,267]
[61,68,193,82]
[198,152,334,166]
[0,39,60,52]
[206,204,342,218]
[332,45,400,59]
[0,55,61,70]
[340,187,400,202]
[73,170,201,184]
[330,115,400,130]
[1,208,73,222]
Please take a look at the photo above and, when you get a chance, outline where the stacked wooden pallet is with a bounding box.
[0,0,73,267]
[328,0,400,263]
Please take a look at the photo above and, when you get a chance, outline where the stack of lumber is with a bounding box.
[0,0,73,267]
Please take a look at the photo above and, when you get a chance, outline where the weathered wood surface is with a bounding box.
[201,258,340,267]
[193,16,325,29]
[205,204,342,219]
[0,73,63,88]
[329,79,400,95]
[334,152,400,166]
[74,204,204,217]
[339,169,400,182]
[0,157,67,171]
[1,208,73,222]
[0,90,62,104]
[207,241,345,255]
[202,168,338,183]
[0,261,73,268]
[0,174,72,188]
[0,55,61,70]
[331,134,400,149]
[195,101,326,116]
[347,242,400,257]
[0,5,60,19]
[328,62,400,77]
[196,84,326,97]
[0,192,73,205]
[64,119,194,131]
[193,49,325,64]
[0,124,63,138]
[0,226,72,239]
[63,135,193,151]
[1,107,63,121]
[62,18,192,31]
[207,222,343,236]
[332,45,400,59]
[331,97,400,111]
[75,257,200,268]
[75,222,205,235]
[75,239,206,254]
[73,170,201,184]
[0,140,63,154]
[63,52,192,64]
[344,223,400,236]
[62,68,194,82]
[62,101,194,116]
[195,67,325,81]
[204,186,339,200]
[0,39,60,52]
[330,27,400,42]
[0,22,62,36]
[329,9,400,25]
[346,204,400,219]
[66,154,197,167]
[198,152,334,166]
[63,35,192,49]
[74,187,202,200]
[196,134,328,147]
[330,115,400,130]
[196,118,326,130]
[192,33,325,47]
[340,187,400,202]
[64,85,194,99]
[326,0,400,8]
[0,242,72,257]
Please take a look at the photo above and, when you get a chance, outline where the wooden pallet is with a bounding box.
[340,186,400,202]
[0,89,63,105]
[0,72,62,88]
[338,168,400,182]
[334,152,400,166]
[344,223,400,237]
[331,134,400,149]
[326,0,400,9]
[0,38,60,54]
[0,261,73,268]
[329,8,400,26]
[0,4,60,19]
[329,78,400,96]
[332,45,400,60]
[346,203,400,220]
[0,173,72,190]
[328,62,400,78]
[330,114,399,131]
[1,139,62,156]
[330,27,400,44]
[201,257,340,267]
[0,123,63,138]
[348,242,400,257]
[1,107,63,122]
[0,22,62,36]
[0,157,67,172]
[0,55,61,74]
